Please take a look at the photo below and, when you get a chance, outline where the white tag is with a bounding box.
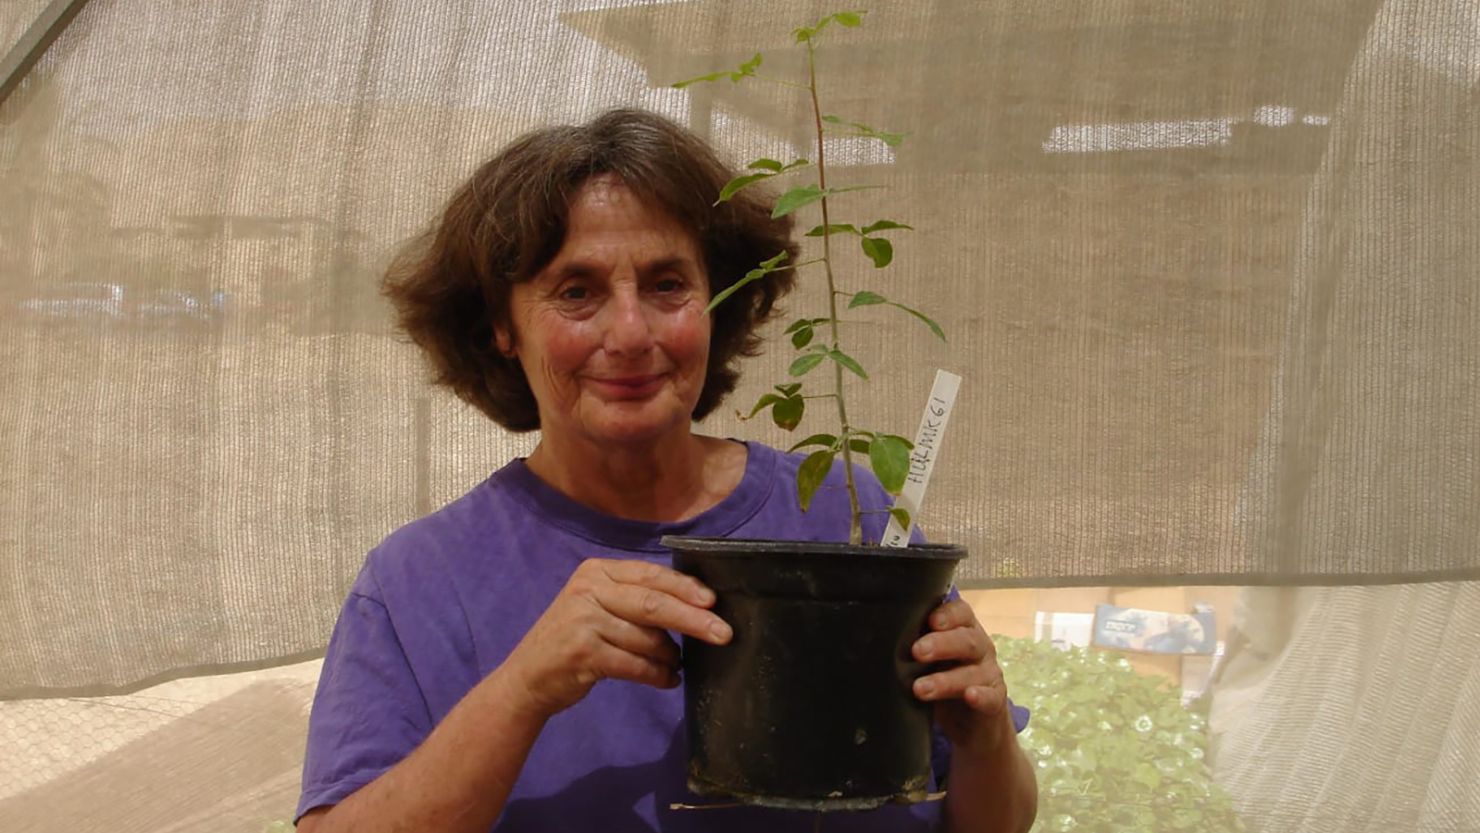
[881,370,961,547]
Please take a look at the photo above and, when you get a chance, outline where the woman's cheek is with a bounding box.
[547,323,601,366]
[675,305,712,356]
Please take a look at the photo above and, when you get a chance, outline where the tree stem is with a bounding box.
[807,43,862,546]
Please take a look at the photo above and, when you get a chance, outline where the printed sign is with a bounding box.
[1092,604,1217,655]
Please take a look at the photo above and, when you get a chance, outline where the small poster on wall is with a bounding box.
[1092,604,1217,655]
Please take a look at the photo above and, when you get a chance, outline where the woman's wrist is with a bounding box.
[952,701,1019,761]
[479,661,556,731]
[945,708,1037,833]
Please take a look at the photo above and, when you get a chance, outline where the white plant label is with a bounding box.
[881,369,961,547]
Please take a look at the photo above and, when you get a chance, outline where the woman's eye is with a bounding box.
[655,277,683,293]
[559,285,589,301]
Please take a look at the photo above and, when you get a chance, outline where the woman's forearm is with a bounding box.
[301,667,545,833]
[942,711,1039,833]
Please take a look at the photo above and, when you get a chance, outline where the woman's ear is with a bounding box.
[493,323,516,358]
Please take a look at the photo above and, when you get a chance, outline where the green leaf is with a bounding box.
[821,114,908,147]
[748,157,808,174]
[887,300,947,342]
[672,70,734,89]
[789,352,826,377]
[771,185,826,219]
[829,184,887,196]
[869,435,912,494]
[847,438,871,454]
[861,236,894,268]
[804,223,860,237]
[774,382,802,397]
[797,11,866,43]
[672,53,761,88]
[704,270,764,314]
[848,290,886,308]
[889,507,912,529]
[772,395,803,431]
[827,349,868,379]
[788,433,838,453]
[737,52,762,77]
[791,326,814,349]
[1133,763,1163,790]
[783,317,828,335]
[704,251,790,314]
[861,219,913,234]
[717,172,773,203]
[797,449,836,511]
[756,250,790,269]
[747,393,782,418]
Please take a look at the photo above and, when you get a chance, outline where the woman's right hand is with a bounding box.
[498,558,731,721]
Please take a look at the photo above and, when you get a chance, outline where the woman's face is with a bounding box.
[496,174,713,450]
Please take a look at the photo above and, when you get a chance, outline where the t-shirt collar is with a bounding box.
[496,440,776,553]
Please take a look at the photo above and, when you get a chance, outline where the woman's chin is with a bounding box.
[591,422,685,448]
[567,403,683,447]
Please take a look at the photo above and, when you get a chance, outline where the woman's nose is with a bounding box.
[602,286,655,355]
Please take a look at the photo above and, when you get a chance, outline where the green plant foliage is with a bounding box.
[797,449,837,510]
[825,348,868,379]
[674,9,943,544]
[805,223,860,237]
[867,434,911,493]
[672,53,763,88]
[772,185,829,218]
[704,250,790,314]
[771,395,804,430]
[788,433,839,452]
[847,292,947,343]
[717,158,811,203]
[889,299,946,342]
[860,235,894,267]
[821,114,908,147]
[747,384,807,431]
[994,636,1246,833]
[788,351,827,377]
[794,10,867,43]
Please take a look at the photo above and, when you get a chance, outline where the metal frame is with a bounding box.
[0,0,94,107]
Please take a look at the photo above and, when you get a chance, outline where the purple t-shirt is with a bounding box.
[298,440,1026,831]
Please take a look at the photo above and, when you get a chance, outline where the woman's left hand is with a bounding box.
[911,598,1013,753]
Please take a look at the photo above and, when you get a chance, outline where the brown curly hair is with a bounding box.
[383,108,800,431]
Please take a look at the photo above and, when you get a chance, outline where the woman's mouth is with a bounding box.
[589,374,665,400]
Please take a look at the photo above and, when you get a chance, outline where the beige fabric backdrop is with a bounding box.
[1209,2,1480,830]
[1,0,1477,830]
[6,0,1474,698]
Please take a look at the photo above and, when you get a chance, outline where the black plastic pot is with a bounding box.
[662,536,966,811]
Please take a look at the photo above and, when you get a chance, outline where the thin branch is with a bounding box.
[751,74,811,91]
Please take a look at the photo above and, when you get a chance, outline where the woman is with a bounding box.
[295,108,1036,833]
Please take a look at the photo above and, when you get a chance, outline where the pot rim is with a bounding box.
[661,535,965,561]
